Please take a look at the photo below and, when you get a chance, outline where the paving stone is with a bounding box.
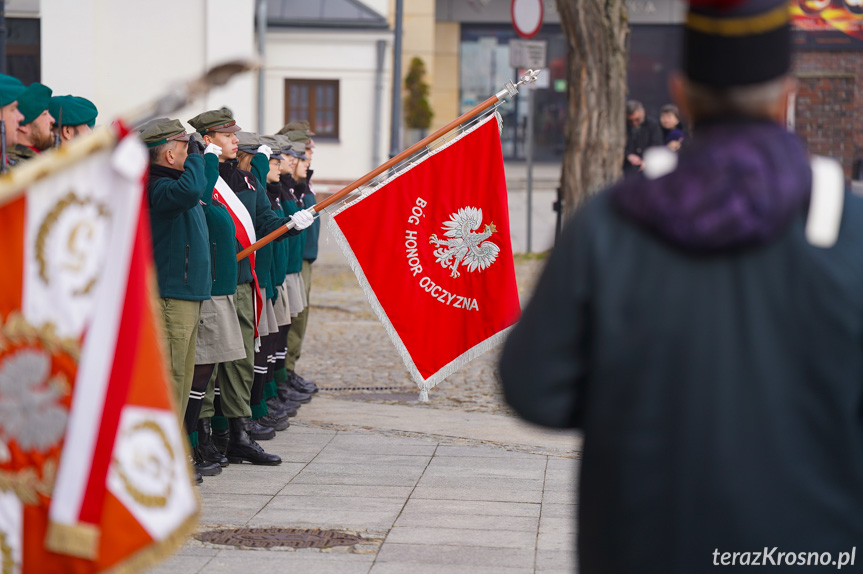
[198,463,305,495]
[144,554,212,574]
[311,452,434,466]
[411,486,543,504]
[434,445,548,460]
[394,511,538,532]
[538,530,576,552]
[421,463,546,481]
[541,489,578,505]
[386,526,538,549]
[370,564,530,574]
[401,498,541,517]
[203,549,374,574]
[260,495,406,514]
[199,494,272,527]
[290,470,421,487]
[536,550,578,572]
[303,462,428,475]
[277,484,414,499]
[375,543,536,569]
[417,475,544,492]
[540,503,578,519]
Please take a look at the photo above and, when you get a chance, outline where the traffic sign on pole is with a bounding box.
[511,0,543,39]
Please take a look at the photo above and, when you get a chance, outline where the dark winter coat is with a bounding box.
[501,119,863,573]
[624,115,663,175]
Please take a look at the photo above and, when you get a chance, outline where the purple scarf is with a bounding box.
[612,120,812,252]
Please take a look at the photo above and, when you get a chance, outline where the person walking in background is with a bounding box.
[623,99,663,176]
[500,0,863,571]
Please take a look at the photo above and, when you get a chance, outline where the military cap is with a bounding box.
[49,95,98,128]
[188,109,241,135]
[287,141,308,161]
[259,135,285,159]
[685,0,791,87]
[273,134,292,152]
[284,129,311,144]
[280,120,315,136]
[0,74,26,107]
[18,83,52,125]
[236,131,261,153]
[138,118,191,148]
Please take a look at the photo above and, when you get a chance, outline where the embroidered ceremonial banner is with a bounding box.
[0,125,197,573]
[329,113,521,400]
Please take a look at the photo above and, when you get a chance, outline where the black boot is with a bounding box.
[226,417,281,465]
[213,427,229,456]
[259,412,290,431]
[248,419,276,440]
[193,449,222,476]
[189,455,204,484]
[268,396,298,417]
[289,370,318,394]
[265,398,291,419]
[278,384,312,404]
[197,418,228,467]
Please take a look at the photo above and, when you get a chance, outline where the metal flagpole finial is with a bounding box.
[495,69,542,102]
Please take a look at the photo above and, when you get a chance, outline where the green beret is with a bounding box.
[188,109,241,135]
[138,118,190,148]
[0,74,26,107]
[17,83,51,125]
[49,95,98,128]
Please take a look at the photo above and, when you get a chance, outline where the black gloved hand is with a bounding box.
[187,136,205,156]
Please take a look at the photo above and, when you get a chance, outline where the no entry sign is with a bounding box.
[511,0,543,39]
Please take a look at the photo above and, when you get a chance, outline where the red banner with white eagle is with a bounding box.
[329,113,521,400]
[0,125,197,573]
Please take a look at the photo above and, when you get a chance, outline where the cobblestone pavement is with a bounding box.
[297,241,548,416]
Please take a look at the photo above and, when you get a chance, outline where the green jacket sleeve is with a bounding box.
[149,154,206,219]
[201,153,219,205]
[250,173,300,241]
[250,152,270,192]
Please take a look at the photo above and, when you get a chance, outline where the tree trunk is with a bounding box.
[557,0,629,216]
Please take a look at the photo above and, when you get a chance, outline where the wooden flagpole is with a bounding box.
[236,69,542,262]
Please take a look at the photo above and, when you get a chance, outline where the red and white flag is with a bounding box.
[213,176,263,342]
[329,113,521,400]
[0,125,198,573]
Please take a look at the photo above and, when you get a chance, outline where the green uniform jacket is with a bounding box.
[219,159,294,286]
[298,171,320,263]
[8,144,37,163]
[200,154,238,296]
[279,175,306,275]
[147,154,213,301]
[267,182,289,293]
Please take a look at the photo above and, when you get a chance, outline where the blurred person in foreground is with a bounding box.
[500,0,863,572]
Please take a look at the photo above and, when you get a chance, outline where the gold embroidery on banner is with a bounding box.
[34,190,111,291]
[0,459,55,505]
[1,530,14,574]
[44,520,100,560]
[0,312,80,361]
[112,420,175,509]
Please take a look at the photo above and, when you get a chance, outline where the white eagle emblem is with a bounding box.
[429,206,500,278]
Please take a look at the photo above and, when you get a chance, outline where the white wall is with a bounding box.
[265,28,392,182]
[40,0,256,131]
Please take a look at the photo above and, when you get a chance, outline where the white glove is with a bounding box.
[290,210,314,230]
[256,144,273,157]
[204,143,222,156]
